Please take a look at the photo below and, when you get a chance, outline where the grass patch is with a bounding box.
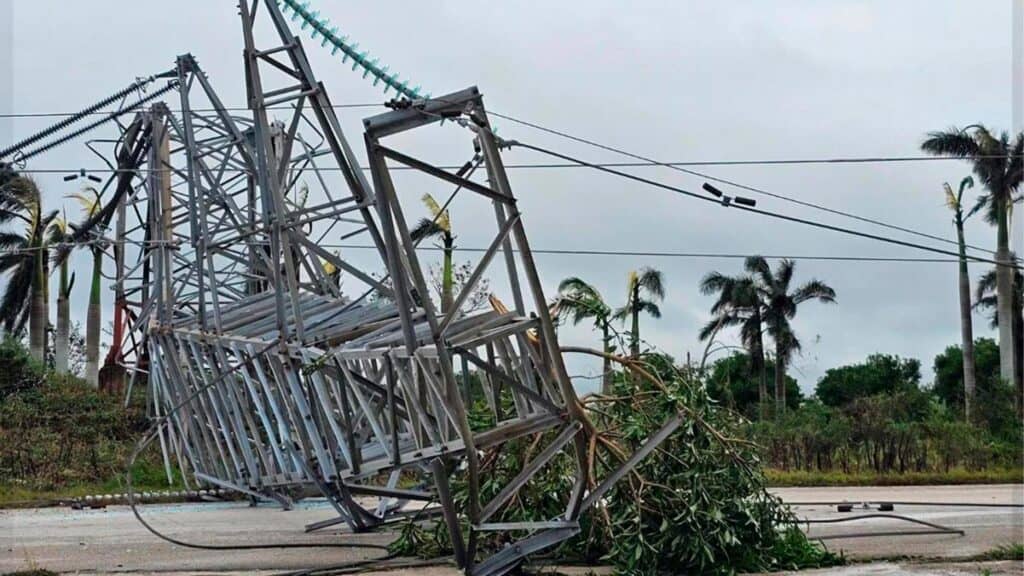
[0,459,184,508]
[972,543,1024,561]
[765,467,1023,487]
[3,571,59,576]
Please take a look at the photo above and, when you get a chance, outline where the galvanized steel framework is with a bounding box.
[102,2,677,574]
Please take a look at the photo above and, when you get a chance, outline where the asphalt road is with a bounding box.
[1,484,1021,575]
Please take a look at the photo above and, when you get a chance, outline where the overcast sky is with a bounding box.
[3,1,1022,394]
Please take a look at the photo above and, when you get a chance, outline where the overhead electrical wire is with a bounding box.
[0,109,1015,166]
[8,154,1022,173]
[508,140,1020,270]
[0,75,167,159]
[0,239,997,265]
[0,103,384,119]
[4,104,1008,262]
[2,83,1014,264]
[487,110,1010,257]
[317,244,974,264]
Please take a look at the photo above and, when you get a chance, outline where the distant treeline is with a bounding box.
[705,339,1022,474]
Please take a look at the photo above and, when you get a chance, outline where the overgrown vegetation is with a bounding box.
[392,352,844,574]
[0,337,174,504]
[972,543,1024,562]
[708,342,1022,476]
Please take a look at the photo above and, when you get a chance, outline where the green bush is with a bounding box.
[0,338,154,493]
[393,356,841,574]
[705,352,801,417]
[815,354,921,408]
[753,392,1022,475]
[0,375,147,488]
[0,336,45,401]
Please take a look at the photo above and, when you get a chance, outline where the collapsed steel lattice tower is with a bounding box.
[98,2,676,574]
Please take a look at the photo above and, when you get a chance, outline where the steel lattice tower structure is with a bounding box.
[94,2,680,574]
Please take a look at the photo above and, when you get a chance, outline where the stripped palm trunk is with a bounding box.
[85,248,101,387]
[55,259,70,373]
[629,282,640,357]
[601,322,612,395]
[42,253,50,361]
[29,246,46,362]
[751,307,768,421]
[774,336,786,418]
[994,202,1016,405]
[954,213,977,421]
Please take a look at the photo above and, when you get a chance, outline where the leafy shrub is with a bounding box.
[0,336,45,401]
[705,352,801,417]
[753,392,1022,474]
[815,353,921,407]
[393,356,840,574]
[0,370,148,489]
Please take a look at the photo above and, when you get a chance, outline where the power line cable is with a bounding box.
[487,110,1004,257]
[317,244,973,264]
[0,238,994,265]
[508,140,1020,270]
[9,155,1024,175]
[125,341,395,556]
[0,103,385,119]
[0,106,1016,167]
[3,101,1011,260]
[0,76,164,158]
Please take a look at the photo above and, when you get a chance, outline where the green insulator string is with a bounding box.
[278,0,430,100]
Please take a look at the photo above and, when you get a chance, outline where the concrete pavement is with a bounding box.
[773,484,1024,560]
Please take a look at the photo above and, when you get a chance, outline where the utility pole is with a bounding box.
[1014,0,1022,257]
[1013,0,1023,410]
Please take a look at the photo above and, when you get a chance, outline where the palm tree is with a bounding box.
[69,188,103,387]
[411,193,454,313]
[746,257,836,417]
[0,177,57,361]
[699,269,768,418]
[613,267,664,357]
[944,176,981,421]
[922,126,1023,389]
[552,277,614,394]
[48,214,75,374]
[975,261,1024,413]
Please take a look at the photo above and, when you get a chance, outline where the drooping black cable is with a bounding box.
[125,341,391,554]
[510,140,1020,270]
[489,110,1002,257]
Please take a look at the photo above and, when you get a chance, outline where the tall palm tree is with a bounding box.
[975,261,1024,413]
[0,177,57,361]
[411,193,454,313]
[746,257,836,417]
[552,277,614,394]
[48,214,75,374]
[613,267,664,357]
[944,176,981,421]
[922,126,1023,388]
[699,269,768,418]
[69,188,103,387]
